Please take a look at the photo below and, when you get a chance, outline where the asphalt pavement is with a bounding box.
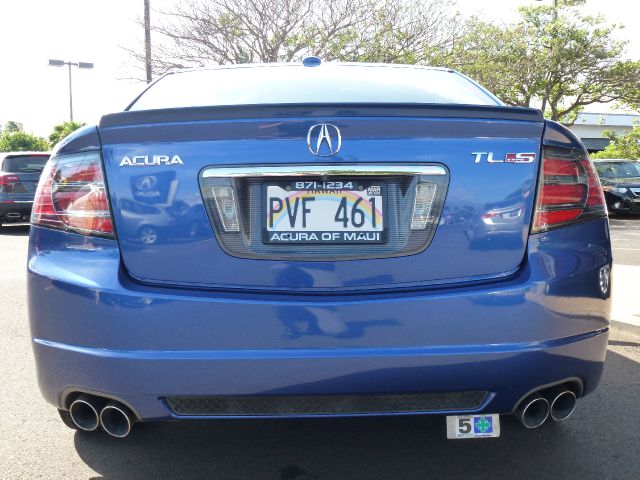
[610,216,640,266]
[1,222,639,480]
[610,216,640,328]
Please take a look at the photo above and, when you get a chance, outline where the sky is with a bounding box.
[0,0,638,137]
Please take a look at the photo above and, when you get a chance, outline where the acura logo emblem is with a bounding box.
[136,175,157,190]
[307,124,341,156]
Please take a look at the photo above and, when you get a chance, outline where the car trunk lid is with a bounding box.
[99,104,543,292]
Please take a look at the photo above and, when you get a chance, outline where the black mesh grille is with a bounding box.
[165,391,487,416]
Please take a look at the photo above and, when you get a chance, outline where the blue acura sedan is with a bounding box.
[28,59,611,439]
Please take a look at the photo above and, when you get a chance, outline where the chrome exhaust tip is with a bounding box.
[549,389,577,421]
[100,402,134,438]
[516,394,550,429]
[69,395,101,432]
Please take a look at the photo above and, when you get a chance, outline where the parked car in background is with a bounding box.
[28,60,611,440]
[0,152,50,228]
[593,159,640,215]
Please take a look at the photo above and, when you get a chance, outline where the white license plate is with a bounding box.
[264,181,385,244]
[446,414,500,439]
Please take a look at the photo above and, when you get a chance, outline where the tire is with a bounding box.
[57,409,79,430]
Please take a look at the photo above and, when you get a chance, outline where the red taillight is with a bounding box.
[31,152,114,237]
[532,147,606,233]
[583,159,605,207]
[0,174,20,191]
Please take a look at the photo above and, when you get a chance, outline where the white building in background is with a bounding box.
[569,112,640,152]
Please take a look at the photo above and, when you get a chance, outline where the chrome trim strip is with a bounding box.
[202,164,447,178]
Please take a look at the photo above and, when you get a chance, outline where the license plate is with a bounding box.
[264,180,386,244]
[446,414,500,439]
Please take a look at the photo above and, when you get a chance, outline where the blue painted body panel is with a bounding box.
[28,217,611,419]
[27,103,611,421]
[99,116,543,291]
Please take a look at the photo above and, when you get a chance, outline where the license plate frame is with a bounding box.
[446,414,501,439]
[262,179,387,245]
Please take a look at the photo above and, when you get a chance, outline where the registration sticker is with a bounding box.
[446,414,500,439]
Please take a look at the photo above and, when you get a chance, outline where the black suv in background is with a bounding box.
[0,152,50,228]
[593,159,640,215]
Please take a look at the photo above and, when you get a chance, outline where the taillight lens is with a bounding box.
[0,174,20,185]
[211,185,240,232]
[31,152,114,237]
[0,174,20,192]
[532,146,606,233]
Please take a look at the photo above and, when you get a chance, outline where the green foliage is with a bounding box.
[2,121,24,133]
[435,18,539,106]
[591,126,640,160]
[135,0,639,124]
[322,2,460,65]
[445,4,640,124]
[0,130,49,152]
[48,121,86,147]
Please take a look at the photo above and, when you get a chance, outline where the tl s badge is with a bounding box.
[119,154,184,167]
[472,152,537,164]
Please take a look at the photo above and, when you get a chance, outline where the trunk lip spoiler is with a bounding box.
[100,103,543,129]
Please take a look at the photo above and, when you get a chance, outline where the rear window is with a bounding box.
[594,161,640,178]
[2,155,50,173]
[128,64,500,111]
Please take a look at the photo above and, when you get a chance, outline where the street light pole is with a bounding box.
[48,59,94,122]
[144,0,152,84]
[68,62,74,121]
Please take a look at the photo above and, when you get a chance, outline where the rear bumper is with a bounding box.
[608,201,640,214]
[27,219,612,420]
[605,193,640,213]
[33,330,607,420]
[0,200,32,222]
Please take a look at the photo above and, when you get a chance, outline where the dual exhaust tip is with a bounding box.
[69,395,134,438]
[68,387,577,435]
[516,387,577,429]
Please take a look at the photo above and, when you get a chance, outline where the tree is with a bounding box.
[437,19,541,107]
[444,3,640,124]
[2,121,24,133]
[591,126,640,160]
[127,0,461,76]
[49,121,86,147]
[126,0,639,126]
[0,130,49,152]
[326,0,462,65]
